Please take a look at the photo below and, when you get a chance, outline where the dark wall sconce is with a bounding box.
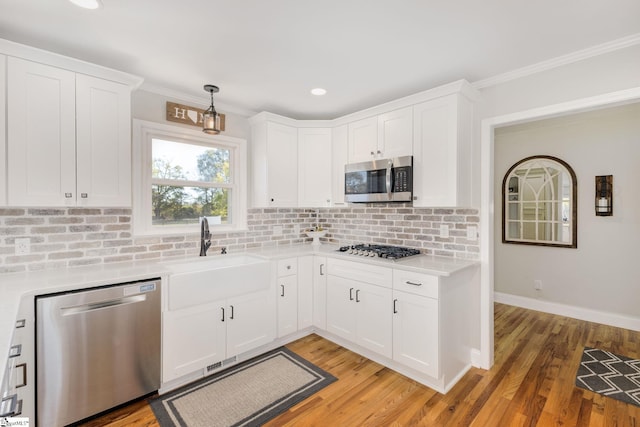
[595,175,613,216]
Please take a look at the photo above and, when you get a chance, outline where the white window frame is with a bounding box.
[132,119,247,236]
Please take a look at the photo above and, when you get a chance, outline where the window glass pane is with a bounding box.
[506,221,521,239]
[522,222,536,240]
[152,138,230,183]
[152,185,230,226]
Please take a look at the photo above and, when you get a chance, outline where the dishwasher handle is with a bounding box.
[60,294,147,316]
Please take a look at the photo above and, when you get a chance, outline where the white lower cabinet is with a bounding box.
[312,256,327,329]
[162,289,275,382]
[276,258,298,337]
[326,260,393,359]
[297,256,314,330]
[392,290,439,378]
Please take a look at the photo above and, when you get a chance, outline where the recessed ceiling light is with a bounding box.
[69,0,103,9]
[311,88,327,96]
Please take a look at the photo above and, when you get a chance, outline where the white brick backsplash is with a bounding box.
[0,205,479,274]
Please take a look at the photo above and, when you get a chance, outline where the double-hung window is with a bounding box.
[133,119,247,235]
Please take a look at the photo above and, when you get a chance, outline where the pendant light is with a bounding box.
[203,84,221,134]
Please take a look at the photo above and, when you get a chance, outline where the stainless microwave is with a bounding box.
[344,155,413,203]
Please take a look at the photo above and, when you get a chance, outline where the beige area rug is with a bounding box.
[149,347,336,427]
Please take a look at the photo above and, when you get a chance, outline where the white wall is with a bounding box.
[493,102,640,319]
[478,43,640,118]
[131,89,252,139]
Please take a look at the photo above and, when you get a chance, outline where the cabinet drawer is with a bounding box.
[393,270,439,298]
[277,258,297,276]
[327,258,392,288]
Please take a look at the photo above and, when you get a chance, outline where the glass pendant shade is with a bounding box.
[203,84,221,135]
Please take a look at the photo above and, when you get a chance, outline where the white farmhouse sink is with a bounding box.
[163,254,271,310]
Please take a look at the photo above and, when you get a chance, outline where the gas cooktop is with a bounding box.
[338,244,421,260]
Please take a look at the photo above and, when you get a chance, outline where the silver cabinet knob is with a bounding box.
[81,193,88,198]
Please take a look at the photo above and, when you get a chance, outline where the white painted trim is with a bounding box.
[473,33,640,89]
[139,82,258,118]
[479,85,640,372]
[0,38,143,88]
[495,292,640,331]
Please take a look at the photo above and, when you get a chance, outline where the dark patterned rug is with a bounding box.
[575,347,640,407]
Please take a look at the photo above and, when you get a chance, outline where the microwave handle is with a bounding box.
[386,160,393,200]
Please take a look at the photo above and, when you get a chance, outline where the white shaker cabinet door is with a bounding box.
[76,74,131,206]
[276,274,298,338]
[392,290,439,378]
[266,122,298,207]
[298,128,332,207]
[347,116,378,163]
[227,289,276,356]
[331,125,348,207]
[326,275,357,342]
[7,57,76,206]
[355,281,393,359]
[162,301,226,382]
[377,106,413,160]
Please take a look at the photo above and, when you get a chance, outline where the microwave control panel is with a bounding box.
[393,167,412,192]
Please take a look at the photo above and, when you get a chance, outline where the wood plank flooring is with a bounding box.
[80,303,640,426]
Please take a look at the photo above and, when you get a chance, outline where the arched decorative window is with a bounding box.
[502,155,577,248]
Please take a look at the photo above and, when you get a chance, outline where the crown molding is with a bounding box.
[0,38,144,88]
[139,82,257,118]
[472,33,640,90]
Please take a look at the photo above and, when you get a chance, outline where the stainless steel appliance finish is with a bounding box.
[36,279,161,426]
[339,244,421,259]
[344,155,413,203]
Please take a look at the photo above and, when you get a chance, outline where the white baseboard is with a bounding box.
[494,292,640,331]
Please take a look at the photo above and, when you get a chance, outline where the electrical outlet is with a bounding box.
[534,279,542,291]
[293,224,300,235]
[440,224,450,238]
[467,226,478,241]
[15,238,30,255]
[273,225,283,236]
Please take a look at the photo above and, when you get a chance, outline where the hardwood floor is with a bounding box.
[80,303,640,426]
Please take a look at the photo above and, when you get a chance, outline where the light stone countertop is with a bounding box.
[0,242,479,388]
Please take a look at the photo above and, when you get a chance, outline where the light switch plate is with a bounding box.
[440,224,449,238]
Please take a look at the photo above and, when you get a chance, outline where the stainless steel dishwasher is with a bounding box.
[35,279,161,426]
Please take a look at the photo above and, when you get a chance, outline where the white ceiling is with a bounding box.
[1,0,639,119]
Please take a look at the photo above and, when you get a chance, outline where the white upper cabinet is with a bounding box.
[331,125,348,206]
[7,57,132,207]
[76,74,131,206]
[347,116,378,163]
[251,120,298,207]
[412,92,474,207]
[0,54,6,206]
[298,128,332,207]
[348,107,413,163]
[377,106,413,160]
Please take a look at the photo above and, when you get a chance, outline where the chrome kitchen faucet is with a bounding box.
[200,217,211,256]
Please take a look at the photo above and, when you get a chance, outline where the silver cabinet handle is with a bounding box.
[81,193,88,198]
[320,264,325,276]
[65,193,73,198]
[229,305,234,320]
[349,287,354,301]
[356,289,361,303]
[280,284,285,297]
[221,307,225,322]
[16,363,27,388]
[386,160,393,200]
[393,299,398,314]
[9,345,21,358]
[286,265,291,270]
[15,319,25,328]
[406,281,423,287]
[370,151,375,156]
